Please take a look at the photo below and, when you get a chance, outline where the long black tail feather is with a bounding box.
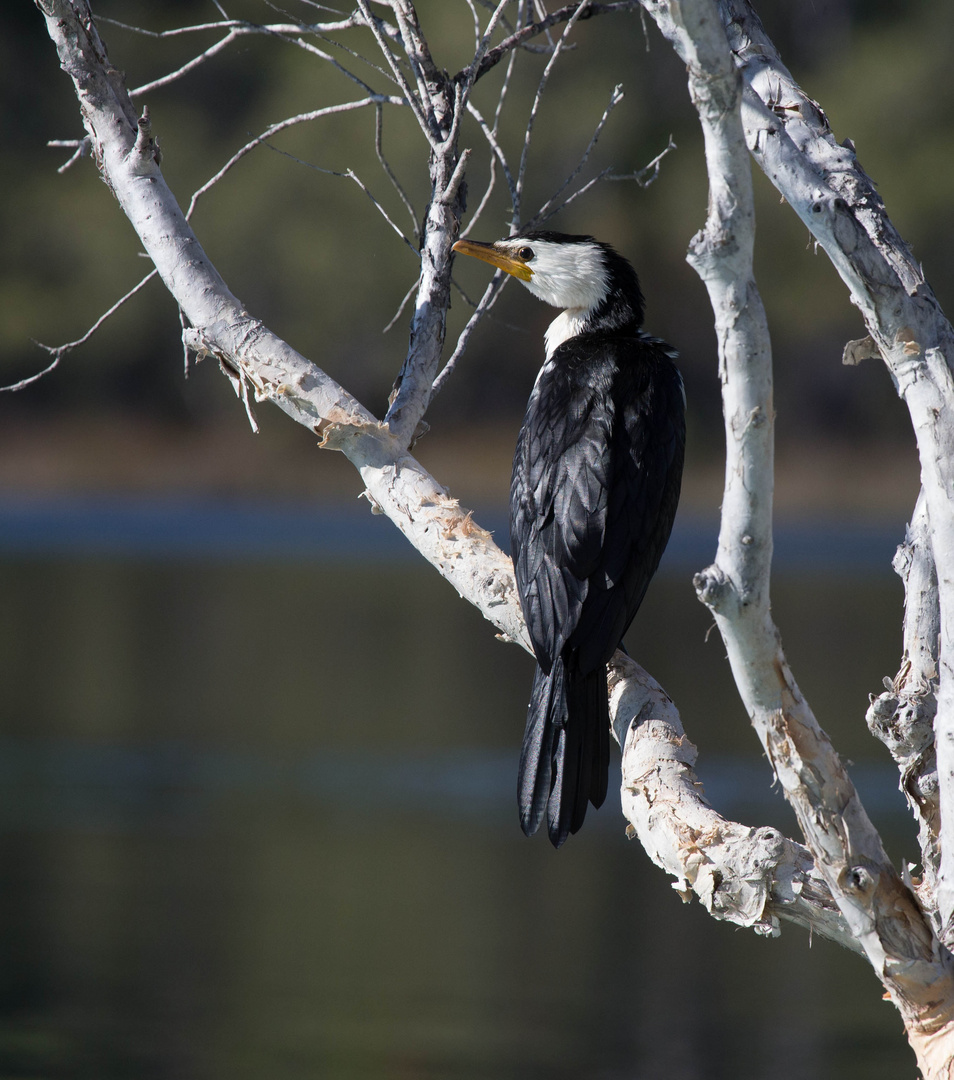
[518,657,610,847]
[518,663,561,839]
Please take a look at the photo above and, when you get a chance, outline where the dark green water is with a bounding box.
[0,547,919,1078]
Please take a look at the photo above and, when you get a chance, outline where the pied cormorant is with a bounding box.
[453,230,685,847]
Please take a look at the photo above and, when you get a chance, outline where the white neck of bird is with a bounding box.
[544,307,595,360]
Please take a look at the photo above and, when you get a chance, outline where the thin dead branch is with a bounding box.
[258,140,420,255]
[513,0,592,227]
[526,82,623,227]
[1,269,159,393]
[183,97,404,220]
[470,0,640,84]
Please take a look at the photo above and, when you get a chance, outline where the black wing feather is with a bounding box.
[512,334,685,845]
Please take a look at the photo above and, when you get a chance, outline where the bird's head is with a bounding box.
[452,229,645,341]
[452,231,614,312]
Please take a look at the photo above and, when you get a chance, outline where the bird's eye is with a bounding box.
[518,246,534,261]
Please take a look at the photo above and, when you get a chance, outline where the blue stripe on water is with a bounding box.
[0,495,909,571]
[0,736,908,835]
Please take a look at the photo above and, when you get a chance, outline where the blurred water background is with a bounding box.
[0,507,920,1079]
[2,0,950,1076]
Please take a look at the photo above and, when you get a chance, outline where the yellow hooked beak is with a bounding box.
[452,239,533,282]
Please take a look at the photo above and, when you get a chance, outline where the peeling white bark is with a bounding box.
[867,489,941,917]
[610,656,860,952]
[636,0,918,963]
[682,0,954,1068]
[717,0,954,948]
[637,2,954,1072]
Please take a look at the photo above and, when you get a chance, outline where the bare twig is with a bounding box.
[183,97,404,219]
[462,5,522,237]
[222,358,261,433]
[383,272,423,334]
[462,154,499,238]
[606,133,677,186]
[131,30,239,96]
[354,0,439,147]
[513,0,592,228]
[464,0,482,52]
[474,0,518,35]
[259,139,420,255]
[492,4,522,130]
[526,82,623,227]
[48,137,91,172]
[96,15,358,38]
[466,99,516,209]
[374,102,419,241]
[534,135,676,223]
[1,269,159,393]
[457,0,514,108]
[431,274,508,398]
[532,0,558,50]
[471,0,640,84]
[289,33,394,98]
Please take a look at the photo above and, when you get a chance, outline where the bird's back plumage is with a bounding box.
[511,331,685,846]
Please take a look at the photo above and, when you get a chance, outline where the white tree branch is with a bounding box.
[641,0,939,953]
[868,489,941,916]
[638,0,954,1066]
[717,0,954,946]
[610,654,861,953]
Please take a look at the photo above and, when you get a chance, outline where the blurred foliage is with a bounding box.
[2,0,948,478]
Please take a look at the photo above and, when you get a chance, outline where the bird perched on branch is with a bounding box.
[452,230,685,847]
